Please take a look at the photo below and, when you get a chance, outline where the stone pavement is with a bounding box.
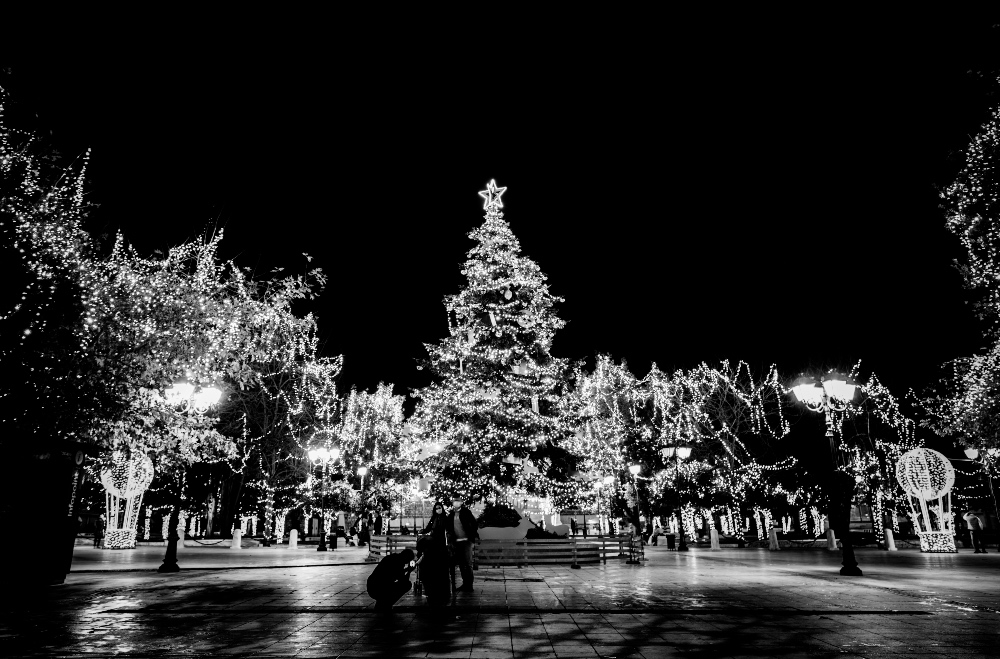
[70,542,373,572]
[2,544,999,658]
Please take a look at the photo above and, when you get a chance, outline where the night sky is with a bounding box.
[4,24,998,404]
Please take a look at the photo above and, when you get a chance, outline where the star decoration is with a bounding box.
[478,179,507,210]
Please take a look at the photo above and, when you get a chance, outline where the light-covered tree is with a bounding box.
[923,91,1000,454]
[412,180,578,503]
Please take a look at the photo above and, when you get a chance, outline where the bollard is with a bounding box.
[884,528,897,551]
[571,538,581,569]
[289,528,298,550]
[710,528,721,551]
[231,528,242,550]
[826,527,838,551]
[768,526,780,551]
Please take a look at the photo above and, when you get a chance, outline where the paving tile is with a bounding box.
[3,545,999,657]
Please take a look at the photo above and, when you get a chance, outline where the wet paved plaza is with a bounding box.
[3,544,999,658]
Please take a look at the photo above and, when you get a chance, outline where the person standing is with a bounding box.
[570,518,578,536]
[964,509,988,553]
[420,502,452,604]
[447,497,479,592]
[94,514,105,548]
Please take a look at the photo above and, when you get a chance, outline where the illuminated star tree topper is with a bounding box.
[478,178,507,210]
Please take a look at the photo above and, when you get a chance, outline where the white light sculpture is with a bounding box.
[101,451,155,549]
[896,448,957,553]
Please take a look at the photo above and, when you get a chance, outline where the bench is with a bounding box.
[368,536,636,566]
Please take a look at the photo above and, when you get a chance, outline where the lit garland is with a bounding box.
[675,505,692,540]
[810,507,824,537]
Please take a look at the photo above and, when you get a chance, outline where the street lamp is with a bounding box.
[158,379,223,574]
[660,446,692,551]
[308,446,340,552]
[357,466,370,533]
[790,372,862,576]
[626,464,642,564]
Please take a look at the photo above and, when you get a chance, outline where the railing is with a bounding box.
[366,535,418,563]
[368,535,638,566]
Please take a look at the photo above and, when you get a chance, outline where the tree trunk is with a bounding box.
[218,473,244,539]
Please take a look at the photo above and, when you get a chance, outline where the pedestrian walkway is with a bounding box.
[3,545,998,658]
[71,543,372,572]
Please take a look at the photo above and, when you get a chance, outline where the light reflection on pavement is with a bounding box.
[1,545,998,657]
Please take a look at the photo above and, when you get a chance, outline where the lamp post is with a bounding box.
[626,464,642,564]
[357,465,371,533]
[660,446,692,551]
[158,380,222,574]
[308,447,340,552]
[790,372,862,576]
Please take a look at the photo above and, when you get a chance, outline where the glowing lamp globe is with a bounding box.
[628,464,641,476]
[357,466,368,477]
[790,376,823,405]
[896,448,955,500]
[964,447,980,460]
[164,381,194,405]
[822,374,857,403]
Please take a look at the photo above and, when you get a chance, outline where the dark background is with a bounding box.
[4,21,998,404]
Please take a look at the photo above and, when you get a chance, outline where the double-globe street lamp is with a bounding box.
[660,446,692,551]
[790,372,862,576]
[158,380,223,574]
[308,447,340,552]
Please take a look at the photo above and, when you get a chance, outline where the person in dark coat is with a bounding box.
[366,548,416,610]
[447,497,479,592]
[94,515,105,548]
[420,502,452,604]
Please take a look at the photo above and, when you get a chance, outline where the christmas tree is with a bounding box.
[412,180,578,503]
